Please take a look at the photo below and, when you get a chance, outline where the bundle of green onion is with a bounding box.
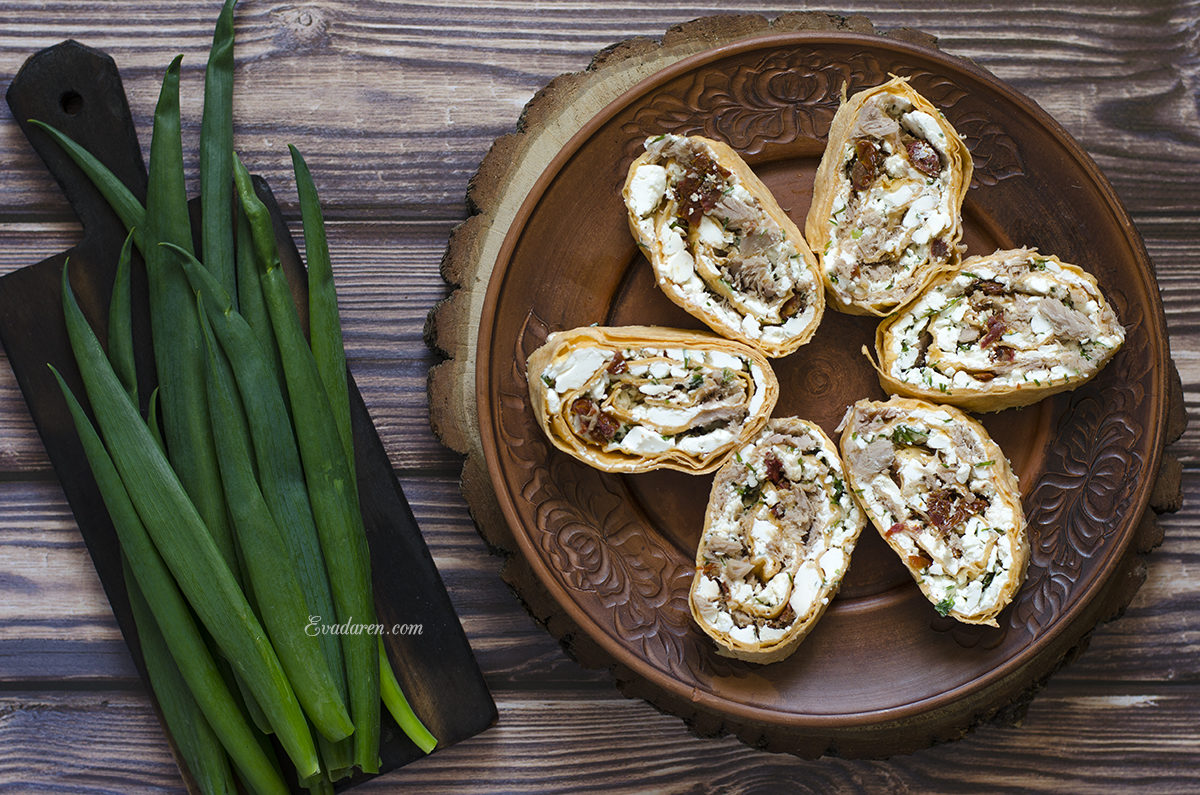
[36,1,435,791]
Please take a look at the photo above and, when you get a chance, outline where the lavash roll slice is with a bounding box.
[839,397,1028,627]
[806,76,973,316]
[623,134,824,357]
[526,325,778,475]
[690,418,866,663]
[874,248,1126,412]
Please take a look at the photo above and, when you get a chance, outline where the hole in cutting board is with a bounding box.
[59,90,83,115]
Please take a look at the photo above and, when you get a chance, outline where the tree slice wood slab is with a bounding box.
[427,12,1185,757]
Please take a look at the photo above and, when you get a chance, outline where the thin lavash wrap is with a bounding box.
[526,325,779,475]
[690,417,866,663]
[806,76,973,316]
[839,396,1028,627]
[873,248,1126,412]
[623,134,824,357]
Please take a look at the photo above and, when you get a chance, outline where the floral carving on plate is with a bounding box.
[1014,289,1150,638]
[620,48,1023,187]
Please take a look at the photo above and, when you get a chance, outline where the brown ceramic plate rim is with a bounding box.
[476,30,1168,726]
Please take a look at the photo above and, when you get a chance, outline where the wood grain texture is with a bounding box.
[4,685,1200,793]
[0,0,1197,790]
[2,474,1198,688]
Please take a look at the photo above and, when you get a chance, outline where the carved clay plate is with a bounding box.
[475,32,1168,751]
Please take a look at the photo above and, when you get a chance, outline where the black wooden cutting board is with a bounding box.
[0,40,495,790]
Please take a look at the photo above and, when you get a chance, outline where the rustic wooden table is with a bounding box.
[1,1,1197,791]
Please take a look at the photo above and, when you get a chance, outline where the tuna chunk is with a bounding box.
[1036,298,1094,339]
[847,437,895,475]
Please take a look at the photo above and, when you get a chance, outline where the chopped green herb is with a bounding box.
[831,475,845,502]
[891,425,930,446]
[737,482,763,508]
[935,594,956,616]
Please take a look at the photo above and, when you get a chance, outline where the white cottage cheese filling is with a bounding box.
[692,422,865,647]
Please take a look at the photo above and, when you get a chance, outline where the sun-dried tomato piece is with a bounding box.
[908,552,933,570]
[570,397,619,443]
[931,238,950,259]
[976,279,1006,296]
[926,490,955,529]
[676,153,730,227]
[764,452,785,485]
[679,177,723,226]
[927,489,987,532]
[980,311,1007,348]
[991,345,1016,362]
[607,351,627,374]
[886,521,908,536]
[906,139,941,177]
[594,412,619,441]
[850,139,882,191]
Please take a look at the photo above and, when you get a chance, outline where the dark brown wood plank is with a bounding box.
[1,475,1197,691]
[4,683,1200,793]
[0,1,1195,219]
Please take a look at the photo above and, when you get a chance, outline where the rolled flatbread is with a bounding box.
[690,417,866,662]
[874,248,1125,411]
[806,76,973,316]
[526,325,778,474]
[839,397,1028,626]
[623,134,824,357]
